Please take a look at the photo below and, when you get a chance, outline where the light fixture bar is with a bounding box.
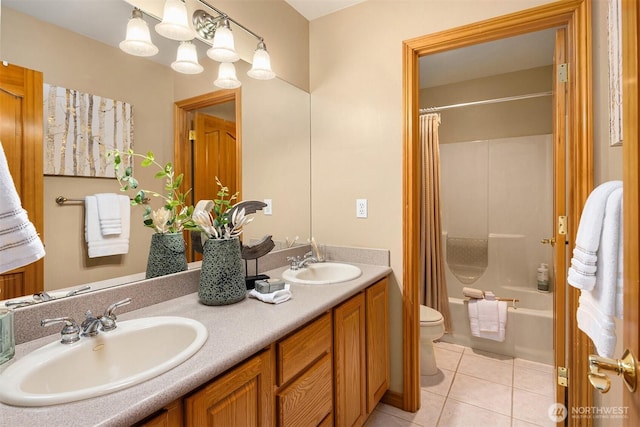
[195,0,265,42]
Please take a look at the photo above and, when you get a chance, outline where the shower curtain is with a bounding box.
[419,113,452,332]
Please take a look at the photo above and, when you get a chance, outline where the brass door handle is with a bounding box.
[588,349,637,393]
[541,238,556,246]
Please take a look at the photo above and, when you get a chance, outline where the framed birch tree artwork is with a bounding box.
[44,84,133,177]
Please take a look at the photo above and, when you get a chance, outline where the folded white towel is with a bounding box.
[0,141,45,274]
[568,180,622,289]
[249,284,291,304]
[85,195,130,258]
[462,287,484,299]
[477,299,499,332]
[573,184,624,357]
[95,193,122,235]
[468,299,507,342]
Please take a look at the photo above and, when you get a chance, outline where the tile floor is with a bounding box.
[365,341,556,427]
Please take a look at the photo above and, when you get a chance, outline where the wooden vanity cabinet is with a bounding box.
[184,348,274,427]
[134,276,389,427]
[334,277,390,427]
[276,312,333,426]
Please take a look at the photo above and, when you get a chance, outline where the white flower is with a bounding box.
[150,208,171,233]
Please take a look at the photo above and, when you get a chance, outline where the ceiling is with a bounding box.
[284,0,367,21]
[3,0,555,89]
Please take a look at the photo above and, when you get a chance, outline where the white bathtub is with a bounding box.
[440,233,555,364]
[441,296,553,365]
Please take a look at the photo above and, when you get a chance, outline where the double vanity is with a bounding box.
[0,246,391,426]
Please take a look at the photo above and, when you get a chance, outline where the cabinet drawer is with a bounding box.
[277,353,333,427]
[277,312,332,386]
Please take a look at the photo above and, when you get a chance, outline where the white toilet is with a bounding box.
[420,305,445,375]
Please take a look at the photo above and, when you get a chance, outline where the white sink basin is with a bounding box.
[0,316,208,407]
[282,262,362,285]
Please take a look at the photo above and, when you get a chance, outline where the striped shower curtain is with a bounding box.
[419,113,452,332]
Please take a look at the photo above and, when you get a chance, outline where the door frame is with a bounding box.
[622,0,640,422]
[174,89,242,260]
[401,0,593,420]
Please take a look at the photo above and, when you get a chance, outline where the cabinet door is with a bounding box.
[184,349,273,427]
[366,278,390,413]
[334,292,366,427]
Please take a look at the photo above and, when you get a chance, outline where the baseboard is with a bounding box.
[380,389,405,410]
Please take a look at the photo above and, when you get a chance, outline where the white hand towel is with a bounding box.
[477,299,499,332]
[468,299,507,342]
[85,195,130,258]
[95,193,122,235]
[249,284,291,304]
[568,180,622,290]
[0,141,45,274]
[574,185,624,357]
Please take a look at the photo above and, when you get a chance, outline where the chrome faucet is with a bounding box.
[100,298,132,332]
[41,297,132,343]
[287,252,319,270]
[41,317,81,344]
[81,311,102,337]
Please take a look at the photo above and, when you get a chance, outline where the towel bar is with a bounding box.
[55,195,148,205]
[464,297,519,308]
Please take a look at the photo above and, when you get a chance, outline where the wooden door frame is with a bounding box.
[401,0,593,419]
[622,0,640,422]
[174,89,242,260]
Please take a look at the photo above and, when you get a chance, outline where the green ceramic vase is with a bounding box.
[145,233,188,279]
[198,237,246,306]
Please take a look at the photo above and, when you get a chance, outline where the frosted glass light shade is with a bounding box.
[155,0,194,41]
[214,63,241,89]
[171,41,203,74]
[207,23,240,62]
[247,45,275,80]
[119,12,158,57]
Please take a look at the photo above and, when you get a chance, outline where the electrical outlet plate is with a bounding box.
[263,199,272,215]
[356,199,367,218]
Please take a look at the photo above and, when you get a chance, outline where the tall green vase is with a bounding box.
[198,237,246,305]
[145,233,188,279]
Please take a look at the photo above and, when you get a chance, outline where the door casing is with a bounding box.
[401,0,593,421]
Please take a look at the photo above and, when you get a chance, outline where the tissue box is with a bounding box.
[255,278,286,294]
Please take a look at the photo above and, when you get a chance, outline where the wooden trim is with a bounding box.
[553,26,569,416]
[622,0,640,422]
[173,89,242,261]
[401,0,592,417]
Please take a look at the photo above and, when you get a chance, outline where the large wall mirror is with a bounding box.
[1,1,311,304]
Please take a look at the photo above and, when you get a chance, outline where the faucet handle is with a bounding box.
[286,256,301,270]
[101,298,132,331]
[41,316,80,344]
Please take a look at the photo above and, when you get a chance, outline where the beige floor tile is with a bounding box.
[434,340,465,353]
[448,373,513,416]
[434,346,463,371]
[438,398,511,427]
[376,391,445,427]
[512,387,557,427]
[513,365,555,397]
[514,358,554,374]
[512,418,545,427]
[364,409,422,427]
[420,368,455,397]
[464,347,514,365]
[457,352,513,386]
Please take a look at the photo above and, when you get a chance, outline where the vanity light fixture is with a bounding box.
[171,41,204,74]
[214,62,241,89]
[155,0,195,41]
[119,0,275,87]
[119,8,159,57]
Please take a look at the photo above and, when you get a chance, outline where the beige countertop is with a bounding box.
[0,262,391,427]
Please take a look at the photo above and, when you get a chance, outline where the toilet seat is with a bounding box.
[420,305,443,325]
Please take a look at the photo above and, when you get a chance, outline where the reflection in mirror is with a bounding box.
[0,2,311,305]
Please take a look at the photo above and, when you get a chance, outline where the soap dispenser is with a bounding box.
[537,263,550,292]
